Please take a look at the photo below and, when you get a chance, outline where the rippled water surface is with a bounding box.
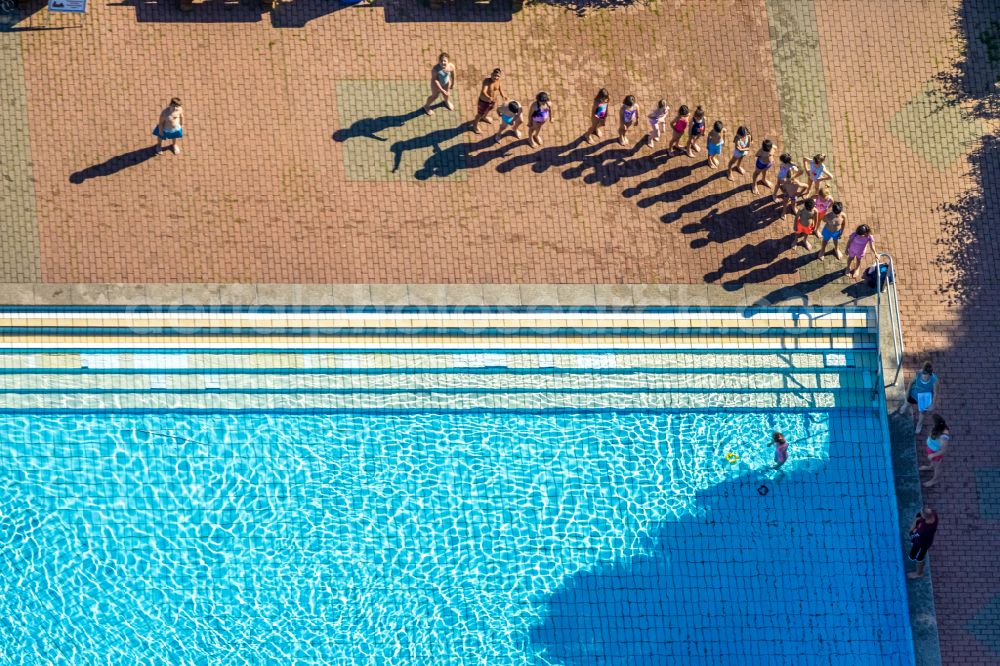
[0,410,844,665]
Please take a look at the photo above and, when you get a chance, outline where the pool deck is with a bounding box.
[0,281,937,663]
[3,0,998,661]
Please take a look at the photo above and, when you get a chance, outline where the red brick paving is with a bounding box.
[10,0,1000,663]
[818,1,1000,663]
[21,0,784,284]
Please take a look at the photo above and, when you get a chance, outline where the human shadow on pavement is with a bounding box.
[69,146,158,184]
[494,136,599,175]
[681,192,777,245]
[626,167,728,208]
[410,132,511,180]
[332,108,426,143]
[389,124,470,175]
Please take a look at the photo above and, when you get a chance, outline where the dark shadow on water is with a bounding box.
[530,426,910,665]
[332,108,425,144]
[69,146,158,184]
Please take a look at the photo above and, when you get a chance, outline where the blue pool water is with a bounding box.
[0,406,911,665]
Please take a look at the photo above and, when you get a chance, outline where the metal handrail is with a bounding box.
[875,252,904,387]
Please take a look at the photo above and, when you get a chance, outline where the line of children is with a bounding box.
[425,66,878,280]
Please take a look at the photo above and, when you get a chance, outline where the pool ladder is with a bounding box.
[875,252,904,388]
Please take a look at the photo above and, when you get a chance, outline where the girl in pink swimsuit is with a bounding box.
[845,224,876,279]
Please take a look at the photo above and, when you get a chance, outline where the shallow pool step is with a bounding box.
[0,350,875,373]
[0,368,876,394]
[0,307,874,334]
[0,386,876,412]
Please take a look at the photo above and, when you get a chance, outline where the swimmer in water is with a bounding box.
[769,432,788,469]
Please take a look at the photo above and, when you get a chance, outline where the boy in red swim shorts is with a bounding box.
[793,198,819,251]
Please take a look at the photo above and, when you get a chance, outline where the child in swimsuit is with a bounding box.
[686,106,706,157]
[813,184,833,227]
[527,91,552,148]
[667,104,690,153]
[919,414,951,488]
[778,175,806,218]
[750,139,776,194]
[495,100,524,142]
[769,432,788,470]
[646,99,669,148]
[793,198,818,251]
[727,125,751,181]
[586,88,610,145]
[772,153,799,201]
[802,153,833,196]
[423,52,456,115]
[472,68,506,134]
[818,201,846,260]
[706,121,726,169]
[618,95,639,146]
[845,223,875,279]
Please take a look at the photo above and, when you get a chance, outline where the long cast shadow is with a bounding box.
[389,124,470,176]
[495,136,597,175]
[332,108,425,143]
[683,193,779,246]
[69,146,158,184]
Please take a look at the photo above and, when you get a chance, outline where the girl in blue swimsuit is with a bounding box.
[686,106,706,157]
[706,120,726,169]
[423,52,456,115]
[586,88,610,145]
[751,138,776,194]
[495,100,524,142]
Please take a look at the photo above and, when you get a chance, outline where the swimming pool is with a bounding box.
[0,307,914,665]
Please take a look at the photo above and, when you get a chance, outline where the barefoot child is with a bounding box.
[778,175,806,217]
[919,414,952,488]
[793,198,818,251]
[646,99,669,148]
[750,139,776,194]
[527,92,553,148]
[423,52,456,115]
[813,184,833,230]
[667,104,691,153]
[769,432,789,470]
[618,95,639,146]
[586,88,610,145]
[706,121,726,169]
[845,224,876,279]
[727,126,751,180]
[802,153,833,196]
[472,68,506,134]
[772,153,799,201]
[686,106,706,157]
[495,100,524,142]
[818,201,846,259]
